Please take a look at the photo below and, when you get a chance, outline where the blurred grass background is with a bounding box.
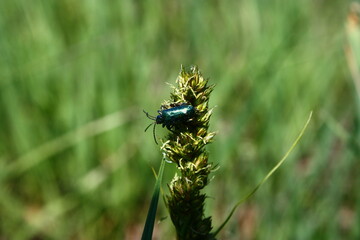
[0,0,359,239]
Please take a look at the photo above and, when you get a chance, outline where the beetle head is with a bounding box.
[156,115,164,124]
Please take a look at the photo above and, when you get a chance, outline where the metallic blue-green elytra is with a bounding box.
[143,104,196,144]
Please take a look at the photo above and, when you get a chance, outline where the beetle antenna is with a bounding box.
[153,122,158,145]
[143,110,156,120]
[144,122,154,132]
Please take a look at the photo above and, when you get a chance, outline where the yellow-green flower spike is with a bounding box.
[162,66,216,240]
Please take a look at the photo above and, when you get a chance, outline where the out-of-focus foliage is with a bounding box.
[0,0,358,239]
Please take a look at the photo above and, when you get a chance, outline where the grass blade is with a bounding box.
[213,111,313,237]
[141,157,166,240]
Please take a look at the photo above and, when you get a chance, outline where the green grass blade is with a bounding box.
[5,109,136,178]
[141,157,166,240]
[213,111,313,237]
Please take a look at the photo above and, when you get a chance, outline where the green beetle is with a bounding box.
[143,104,196,144]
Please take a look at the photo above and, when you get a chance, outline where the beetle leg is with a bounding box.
[166,125,176,133]
[144,122,154,132]
[153,123,158,145]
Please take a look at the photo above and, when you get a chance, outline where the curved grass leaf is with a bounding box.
[213,111,313,236]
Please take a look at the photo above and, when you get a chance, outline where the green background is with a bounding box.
[0,0,359,239]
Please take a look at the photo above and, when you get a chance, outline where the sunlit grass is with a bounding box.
[0,0,358,239]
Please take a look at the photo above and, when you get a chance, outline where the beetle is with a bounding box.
[143,104,196,144]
